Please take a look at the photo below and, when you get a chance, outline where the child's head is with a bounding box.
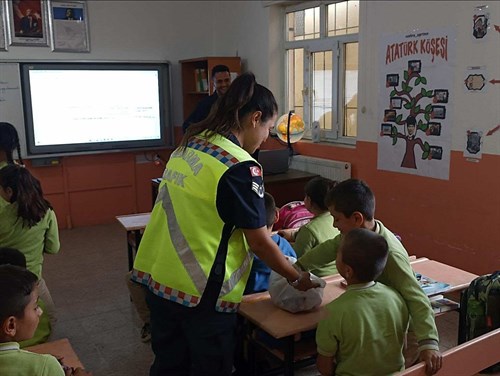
[0,122,23,165]
[264,192,278,230]
[324,179,375,234]
[304,176,337,212]
[336,228,388,283]
[0,247,27,268]
[0,265,41,342]
[0,164,51,228]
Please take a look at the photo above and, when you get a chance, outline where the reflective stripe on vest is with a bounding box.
[133,136,254,313]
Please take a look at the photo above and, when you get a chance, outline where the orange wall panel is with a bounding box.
[64,154,135,192]
[69,187,136,227]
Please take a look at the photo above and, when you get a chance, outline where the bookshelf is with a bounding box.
[179,56,241,119]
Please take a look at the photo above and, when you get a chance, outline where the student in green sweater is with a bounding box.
[316,228,409,376]
[0,165,60,325]
[279,177,339,276]
[0,265,91,376]
[0,122,23,210]
[0,247,51,347]
[296,179,442,375]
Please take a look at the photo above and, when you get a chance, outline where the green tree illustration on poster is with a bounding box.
[382,62,446,169]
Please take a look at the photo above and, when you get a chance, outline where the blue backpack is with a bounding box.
[459,271,500,373]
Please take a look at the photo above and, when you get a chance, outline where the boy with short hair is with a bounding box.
[244,192,296,294]
[296,179,442,375]
[0,265,91,376]
[316,228,409,375]
[0,246,51,348]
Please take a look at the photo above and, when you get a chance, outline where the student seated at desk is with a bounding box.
[244,192,296,294]
[278,177,339,277]
[316,228,409,376]
[0,247,50,347]
[295,179,442,375]
[0,164,60,326]
[0,265,91,376]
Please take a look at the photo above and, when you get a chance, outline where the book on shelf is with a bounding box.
[429,294,460,314]
[416,273,450,296]
[194,69,208,92]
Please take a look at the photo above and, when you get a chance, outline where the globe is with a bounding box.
[275,112,305,143]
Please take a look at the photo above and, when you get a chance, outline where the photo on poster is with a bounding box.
[430,146,443,160]
[433,89,448,103]
[390,97,402,109]
[428,122,442,136]
[386,74,399,87]
[432,106,446,119]
[384,109,397,122]
[408,60,421,73]
[381,123,393,136]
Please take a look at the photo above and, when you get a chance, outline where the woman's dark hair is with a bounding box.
[0,265,38,323]
[304,177,338,211]
[0,122,23,165]
[181,72,278,148]
[0,164,52,228]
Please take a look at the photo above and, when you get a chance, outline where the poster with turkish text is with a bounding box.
[378,29,455,180]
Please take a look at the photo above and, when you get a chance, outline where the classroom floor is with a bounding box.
[45,222,460,376]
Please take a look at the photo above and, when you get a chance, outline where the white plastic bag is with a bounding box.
[268,256,326,313]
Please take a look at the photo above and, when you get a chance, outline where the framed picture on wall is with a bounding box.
[48,0,89,52]
[0,2,7,50]
[4,0,49,46]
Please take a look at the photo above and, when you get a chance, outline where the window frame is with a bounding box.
[284,1,359,145]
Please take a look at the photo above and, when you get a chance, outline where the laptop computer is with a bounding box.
[257,149,290,175]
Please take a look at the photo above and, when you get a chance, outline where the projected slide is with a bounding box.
[28,69,162,146]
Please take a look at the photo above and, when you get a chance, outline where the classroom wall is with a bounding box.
[1,1,498,275]
[265,1,500,275]
[0,1,260,228]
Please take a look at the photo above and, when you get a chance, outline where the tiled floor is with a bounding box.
[44,222,459,376]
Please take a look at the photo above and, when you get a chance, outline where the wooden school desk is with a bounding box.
[238,258,478,376]
[115,212,151,270]
[25,338,84,369]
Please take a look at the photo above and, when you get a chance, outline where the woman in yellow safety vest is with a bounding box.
[132,72,316,375]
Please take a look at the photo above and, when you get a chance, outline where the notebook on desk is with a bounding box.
[257,149,290,175]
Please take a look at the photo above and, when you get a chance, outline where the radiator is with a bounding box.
[290,155,351,182]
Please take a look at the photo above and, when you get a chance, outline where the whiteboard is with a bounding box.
[0,63,28,158]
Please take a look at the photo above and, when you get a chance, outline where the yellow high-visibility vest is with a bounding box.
[133,133,258,312]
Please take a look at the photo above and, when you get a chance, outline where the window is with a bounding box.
[285,1,359,143]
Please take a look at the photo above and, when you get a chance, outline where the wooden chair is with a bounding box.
[397,328,500,375]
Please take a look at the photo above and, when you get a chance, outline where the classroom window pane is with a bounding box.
[344,42,358,137]
[287,48,304,115]
[312,51,333,131]
[286,7,320,41]
[327,1,359,36]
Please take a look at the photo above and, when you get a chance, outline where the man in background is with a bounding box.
[182,65,231,133]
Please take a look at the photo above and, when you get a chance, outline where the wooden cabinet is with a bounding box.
[179,56,241,119]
